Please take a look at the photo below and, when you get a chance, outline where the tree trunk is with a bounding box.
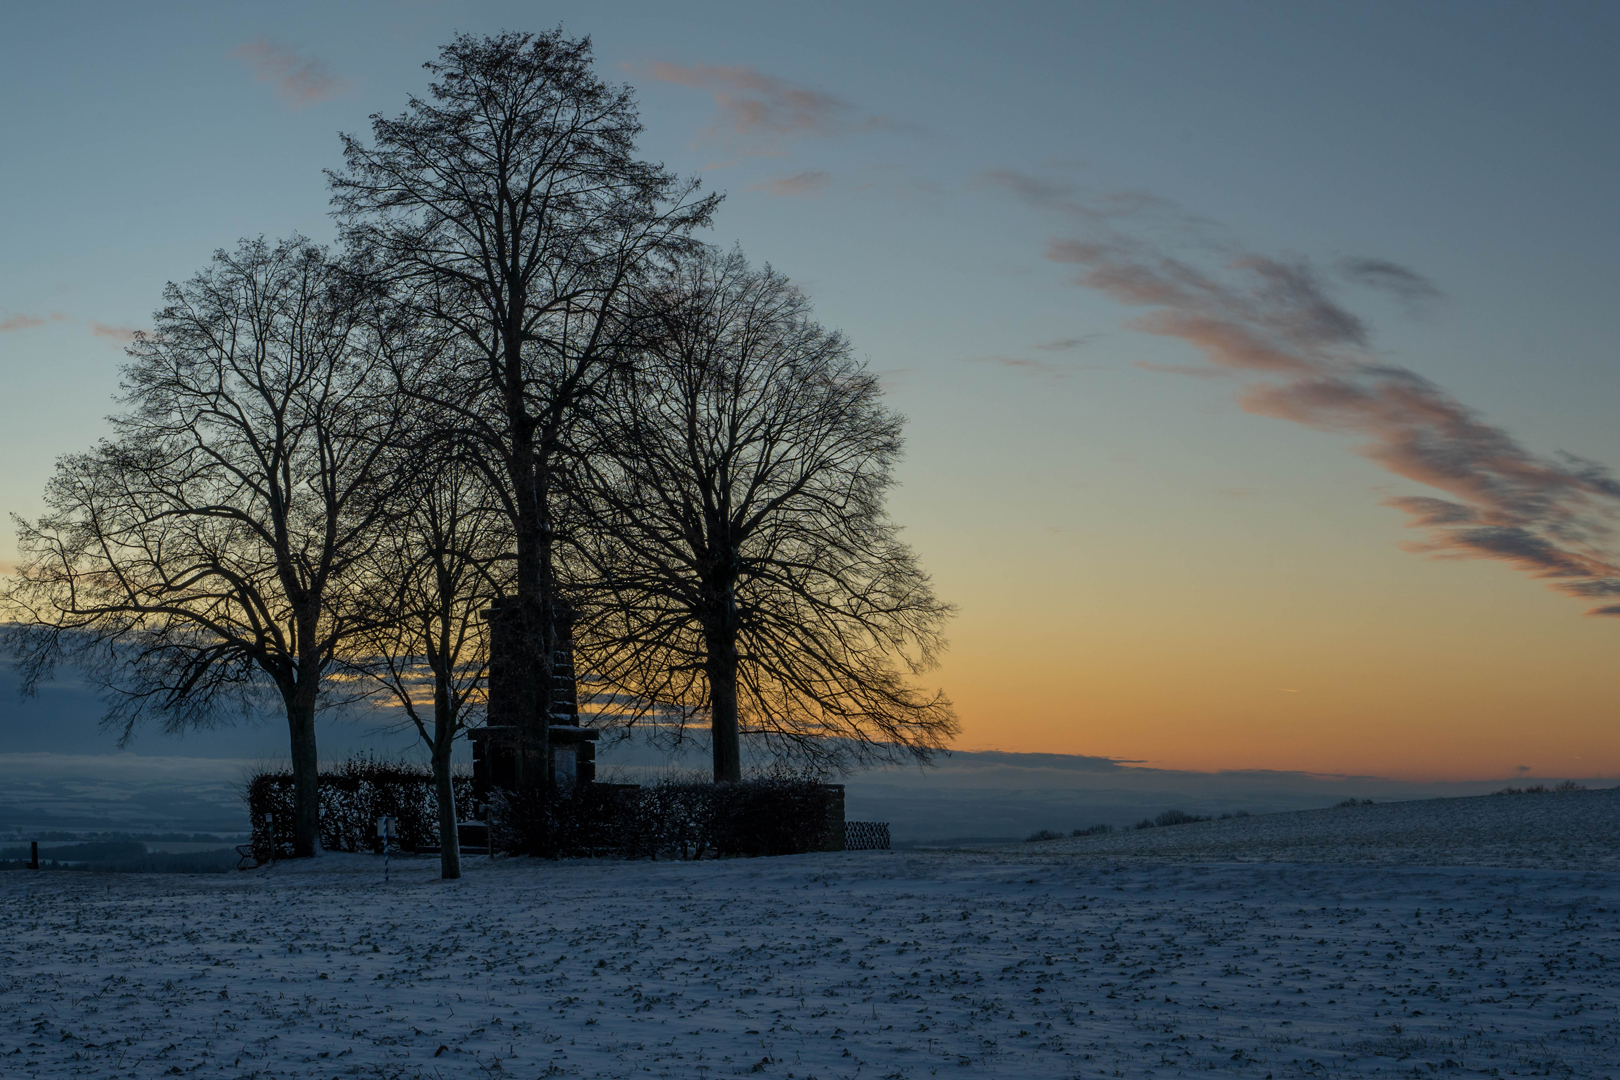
[534,452,557,808]
[433,747,461,880]
[706,579,743,783]
[709,655,742,782]
[504,341,551,844]
[286,698,322,858]
[432,671,461,879]
[707,582,742,782]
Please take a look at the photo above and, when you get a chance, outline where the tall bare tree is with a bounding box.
[2,237,406,857]
[576,249,959,780]
[329,30,719,798]
[348,440,508,879]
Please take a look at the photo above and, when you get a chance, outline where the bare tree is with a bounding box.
[348,440,508,879]
[2,237,406,857]
[575,249,959,781]
[329,30,719,799]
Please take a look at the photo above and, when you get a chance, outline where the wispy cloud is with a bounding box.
[979,168,1081,207]
[1032,335,1101,352]
[1133,360,1226,379]
[744,171,831,198]
[1,312,68,332]
[1043,218,1620,614]
[979,168,1199,230]
[1338,256,1447,315]
[89,322,141,344]
[232,38,347,108]
[964,355,1072,381]
[642,61,900,151]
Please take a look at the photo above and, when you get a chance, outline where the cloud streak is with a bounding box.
[1033,335,1101,352]
[643,61,898,151]
[963,355,1073,381]
[232,38,347,108]
[744,171,831,197]
[89,321,141,344]
[1,312,68,332]
[1338,256,1446,315]
[1046,222,1620,614]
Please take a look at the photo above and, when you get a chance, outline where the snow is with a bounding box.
[4,793,1620,1078]
[1027,786,1620,870]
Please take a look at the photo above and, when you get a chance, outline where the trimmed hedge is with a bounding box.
[246,758,472,862]
[246,760,841,862]
[492,777,843,860]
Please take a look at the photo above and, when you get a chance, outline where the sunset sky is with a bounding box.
[3,2,1618,782]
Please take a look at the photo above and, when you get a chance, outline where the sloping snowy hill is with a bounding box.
[1011,786,1620,870]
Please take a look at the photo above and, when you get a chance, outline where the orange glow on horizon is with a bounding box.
[917,525,1620,784]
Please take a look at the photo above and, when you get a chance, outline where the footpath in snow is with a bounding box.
[3,791,1619,1078]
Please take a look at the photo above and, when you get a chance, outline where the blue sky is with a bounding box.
[3,2,1619,779]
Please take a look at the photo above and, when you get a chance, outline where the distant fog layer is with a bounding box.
[0,662,1579,842]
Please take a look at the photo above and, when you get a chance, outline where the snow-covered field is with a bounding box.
[1028,787,1620,871]
[4,793,1619,1078]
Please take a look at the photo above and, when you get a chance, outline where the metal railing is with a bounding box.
[844,821,890,851]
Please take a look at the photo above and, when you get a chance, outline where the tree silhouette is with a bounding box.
[330,30,719,800]
[3,237,407,857]
[576,249,958,780]
[347,439,508,879]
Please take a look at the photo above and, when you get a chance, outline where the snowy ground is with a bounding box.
[4,795,1619,1078]
[1023,787,1620,871]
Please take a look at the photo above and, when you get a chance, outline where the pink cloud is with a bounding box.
[1052,226,1620,614]
[642,61,896,150]
[90,322,142,344]
[1,311,69,332]
[744,171,831,198]
[232,38,347,108]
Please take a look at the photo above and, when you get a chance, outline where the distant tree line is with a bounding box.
[2,31,957,878]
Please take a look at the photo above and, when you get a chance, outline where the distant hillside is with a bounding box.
[1001,784,1620,870]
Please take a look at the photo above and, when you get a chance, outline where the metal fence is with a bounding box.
[844,821,890,851]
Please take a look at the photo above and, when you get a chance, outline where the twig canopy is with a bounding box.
[575,248,958,778]
[3,236,407,856]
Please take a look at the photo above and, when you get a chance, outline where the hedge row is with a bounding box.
[245,760,841,862]
[246,759,472,862]
[491,776,842,859]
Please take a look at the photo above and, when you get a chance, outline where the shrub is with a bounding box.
[1335,798,1375,808]
[1071,824,1112,837]
[708,776,841,857]
[1025,829,1065,842]
[491,775,841,860]
[246,758,472,862]
[247,762,843,862]
[1153,809,1208,827]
